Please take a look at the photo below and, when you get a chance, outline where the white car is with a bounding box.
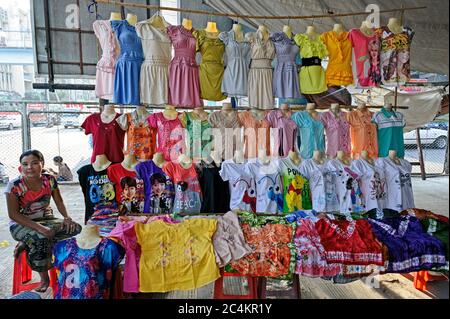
[0,114,22,130]
[404,127,448,149]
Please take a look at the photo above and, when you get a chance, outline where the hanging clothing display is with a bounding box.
[135,16,172,105]
[81,113,125,164]
[93,20,119,100]
[167,25,202,107]
[347,109,378,159]
[245,159,283,214]
[219,30,251,97]
[147,112,184,161]
[77,164,119,224]
[227,212,296,278]
[350,159,387,212]
[292,218,342,277]
[195,161,230,214]
[368,216,446,272]
[107,163,145,215]
[372,108,406,158]
[293,34,328,94]
[348,29,382,87]
[279,157,312,213]
[111,20,144,105]
[375,26,415,86]
[301,159,339,213]
[179,112,212,160]
[320,111,351,158]
[315,218,384,266]
[193,30,226,101]
[219,159,256,213]
[53,238,124,299]
[163,161,202,214]
[266,109,298,157]
[208,110,242,160]
[117,111,156,161]
[291,111,325,160]
[320,31,353,86]
[375,158,414,212]
[238,110,271,159]
[135,218,220,292]
[326,160,364,214]
[247,30,276,109]
[135,160,174,214]
[270,32,301,99]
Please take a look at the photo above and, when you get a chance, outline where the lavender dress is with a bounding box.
[369,216,446,273]
[270,32,301,99]
[167,25,202,108]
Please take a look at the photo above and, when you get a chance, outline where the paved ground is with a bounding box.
[0,176,448,299]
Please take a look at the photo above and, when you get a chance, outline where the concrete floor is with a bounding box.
[0,176,448,299]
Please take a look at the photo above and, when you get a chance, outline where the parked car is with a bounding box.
[425,122,448,131]
[404,126,448,149]
[0,114,22,130]
[61,114,82,129]
[0,162,9,184]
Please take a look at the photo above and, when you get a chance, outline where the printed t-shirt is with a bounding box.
[136,160,174,214]
[77,164,119,223]
[81,113,125,163]
[279,157,312,213]
[135,218,220,292]
[107,163,145,215]
[163,161,202,214]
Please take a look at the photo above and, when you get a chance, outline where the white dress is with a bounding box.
[244,159,283,214]
[326,160,364,214]
[300,159,339,213]
[219,160,255,212]
[351,159,387,212]
[375,158,415,211]
[136,16,172,105]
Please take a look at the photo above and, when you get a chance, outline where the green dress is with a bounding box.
[180,111,212,160]
[193,30,226,101]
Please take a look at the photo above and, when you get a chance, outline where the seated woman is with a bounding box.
[5,150,81,292]
[49,156,73,182]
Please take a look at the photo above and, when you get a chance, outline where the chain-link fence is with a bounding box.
[0,110,24,183]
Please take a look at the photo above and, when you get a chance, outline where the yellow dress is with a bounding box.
[193,30,226,101]
[135,218,220,292]
[294,34,328,94]
[320,31,353,86]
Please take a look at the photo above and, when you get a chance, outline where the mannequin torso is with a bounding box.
[360,21,375,37]
[330,103,341,118]
[306,26,318,40]
[178,154,193,169]
[306,103,319,120]
[333,23,345,35]
[232,23,244,42]
[289,150,301,166]
[258,25,270,41]
[205,22,219,38]
[135,105,151,122]
[280,103,292,118]
[192,106,209,121]
[336,150,351,166]
[258,149,270,165]
[122,154,139,171]
[251,108,266,121]
[126,14,137,26]
[101,105,117,124]
[210,150,222,166]
[283,25,293,39]
[182,18,193,31]
[152,152,166,168]
[221,102,235,118]
[389,150,401,165]
[312,150,325,165]
[110,12,122,21]
[163,105,179,120]
[361,150,374,165]
[77,224,102,249]
[387,18,403,34]
[150,13,167,29]
[92,154,112,172]
[234,150,245,164]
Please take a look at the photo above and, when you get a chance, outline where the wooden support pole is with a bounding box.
[416,128,427,180]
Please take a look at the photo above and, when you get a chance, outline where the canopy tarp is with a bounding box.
[205,0,449,75]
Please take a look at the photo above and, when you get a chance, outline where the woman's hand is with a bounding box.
[62,217,77,234]
[40,226,56,239]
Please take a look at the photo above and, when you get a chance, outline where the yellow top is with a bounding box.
[320,31,353,86]
[135,218,220,292]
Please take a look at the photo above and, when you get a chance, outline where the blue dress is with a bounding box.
[112,20,144,105]
[291,111,325,159]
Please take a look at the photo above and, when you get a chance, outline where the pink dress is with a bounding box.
[320,111,351,158]
[93,20,119,100]
[167,26,203,107]
[147,112,185,161]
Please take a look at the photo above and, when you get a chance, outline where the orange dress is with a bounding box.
[347,109,378,159]
[238,110,271,159]
[320,31,353,86]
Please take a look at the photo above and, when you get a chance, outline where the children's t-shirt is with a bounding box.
[135,160,174,214]
[147,112,184,161]
[81,113,125,163]
[77,164,119,223]
[107,163,145,215]
[245,159,283,214]
[163,161,202,214]
[279,157,312,213]
[219,160,256,213]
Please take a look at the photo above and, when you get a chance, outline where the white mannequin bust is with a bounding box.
[384,103,393,111]
[182,18,193,30]
[336,150,351,166]
[388,150,401,165]
[312,150,325,165]
[360,20,374,36]
[280,103,291,117]
[178,153,192,169]
[333,23,345,34]
[288,150,301,166]
[110,12,122,21]
[193,106,209,121]
[163,105,178,120]
[330,103,340,116]
[92,154,112,172]
[258,25,269,41]
[387,17,403,34]
[221,102,235,117]
[306,103,319,120]
[360,150,374,165]
[77,224,102,249]
[122,153,139,171]
[283,25,293,39]
[306,25,318,39]
[101,104,116,124]
[126,13,137,26]
[152,152,166,168]
[234,150,245,164]
[258,148,270,165]
[205,21,219,34]
[232,23,244,42]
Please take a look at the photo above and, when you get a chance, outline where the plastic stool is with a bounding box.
[13,250,58,298]
[413,270,448,292]
[214,268,259,299]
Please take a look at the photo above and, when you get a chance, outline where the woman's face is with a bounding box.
[152,182,165,196]
[123,184,136,200]
[20,155,43,179]
[398,50,409,64]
